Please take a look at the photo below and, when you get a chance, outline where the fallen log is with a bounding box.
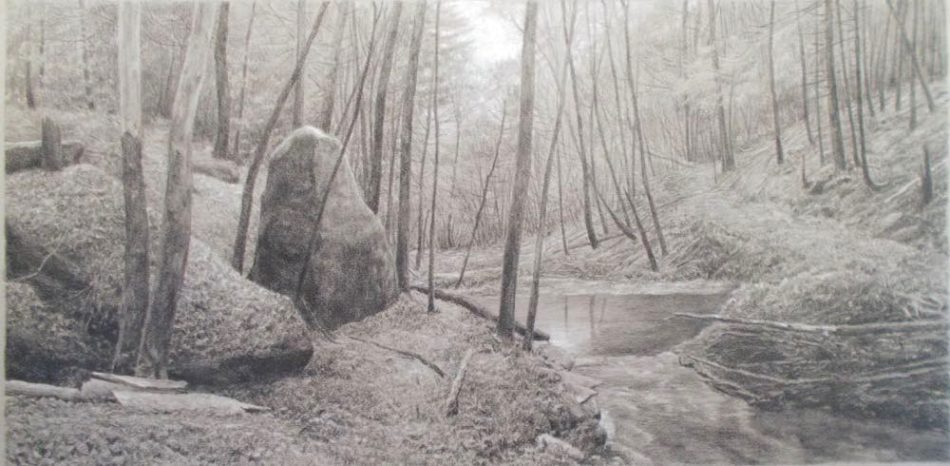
[112,391,268,414]
[6,140,84,174]
[411,285,551,341]
[445,348,475,416]
[348,335,446,378]
[6,380,82,401]
[673,312,948,336]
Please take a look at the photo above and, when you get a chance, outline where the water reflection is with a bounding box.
[516,292,729,357]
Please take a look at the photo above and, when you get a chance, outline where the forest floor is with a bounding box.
[4,107,607,464]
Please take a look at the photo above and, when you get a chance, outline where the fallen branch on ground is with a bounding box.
[673,312,948,336]
[410,285,551,341]
[6,380,83,401]
[445,348,475,416]
[348,335,446,377]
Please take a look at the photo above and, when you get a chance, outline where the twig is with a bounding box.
[347,335,445,378]
[445,348,475,416]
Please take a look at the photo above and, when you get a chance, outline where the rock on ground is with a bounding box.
[250,126,397,329]
[5,164,312,384]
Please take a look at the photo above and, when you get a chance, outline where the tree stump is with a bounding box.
[40,117,63,171]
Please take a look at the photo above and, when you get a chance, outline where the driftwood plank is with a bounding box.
[112,391,268,414]
[91,372,187,391]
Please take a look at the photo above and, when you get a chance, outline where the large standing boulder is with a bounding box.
[250,126,398,329]
[5,165,312,384]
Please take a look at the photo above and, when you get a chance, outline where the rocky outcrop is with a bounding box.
[250,126,398,329]
[5,164,312,384]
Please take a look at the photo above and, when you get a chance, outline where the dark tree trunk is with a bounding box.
[79,0,95,110]
[768,0,784,164]
[231,2,330,272]
[212,2,231,160]
[232,1,257,162]
[319,2,349,131]
[794,0,814,145]
[113,1,149,371]
[427,1,442,313]
[497,1,538,339]
[396,1,428,291]
[292,0,307,128]
[366,2,402,213]
[825,0,848,171]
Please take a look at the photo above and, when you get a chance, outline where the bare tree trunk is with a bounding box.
[319,2,349,131]
[681,0,693,160]
[455,100,508,289]
[292,0,307,127]
[79,0,95,110]
[794,0,814,144]
[835,0,860,169]
[706,0,735,171]
[909,0,919,129]
[497,1,538,339]
[396,1,428,291]
[136,2,216,378]
[232,1,257,162]
[113,1,149,371]
[622,0,668,256]
[366,2,402,213]
[415,98,433,270]
[25,13,36,109]
[556,139,569,255]
[212,2,231,160]
[231,2,330,272]
[853,0,876,188]
[886,0,935,112]
[815,6,826,165]
[40,118,62,171]
[563,0,598,250]
[824,0,848,171]
[426,1,442,314]
[768,0,784,164]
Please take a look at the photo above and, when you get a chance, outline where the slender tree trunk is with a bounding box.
[319,2,349,131]
[707,0,734,171]
[456,99,507,288]
[894,0,906,111]
[366,2,402,213]
[861,1,876,119]
[622,0,668,256]
[137,2,216,379]
[113,0,149,371]
[232,1,257,162]
[25,15,36,109]
[835,0,860,169]
[396,1,428,291]
[825,0,848,171]
[497,1,538,339]
[815,6,826,165]
[231,2,330,272]
[79,0,95,110]
[909,0,919,129]
[212,2,231,160]
[563,0,598,250]
[878,3,892,111]
[886,0,935,113]
[415,98,433,270]
[768,0,784,164]
[794,0,814,144]
[681,0,693,160]
[556,138,569,255]
[853,0,875,188]
[292,0,307,127]
[426,1,442,313]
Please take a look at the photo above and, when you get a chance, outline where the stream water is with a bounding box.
[506,279,949,464]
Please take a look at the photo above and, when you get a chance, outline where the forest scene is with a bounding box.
[3,0,948,463]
